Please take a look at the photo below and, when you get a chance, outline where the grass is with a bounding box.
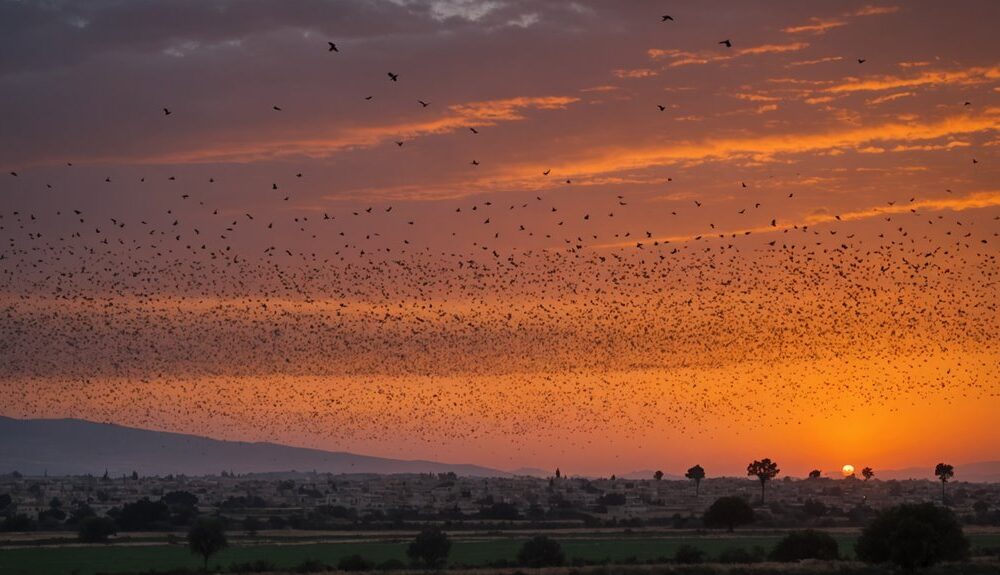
[0,532,998,575]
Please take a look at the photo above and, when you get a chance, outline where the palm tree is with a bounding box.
[935,463,954,503]
[746,459,780,504]
[861,467,875,482]
[685,465,705,497]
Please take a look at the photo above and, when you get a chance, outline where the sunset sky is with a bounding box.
[1,0,998,478]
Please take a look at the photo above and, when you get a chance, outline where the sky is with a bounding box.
[1,0,998,478]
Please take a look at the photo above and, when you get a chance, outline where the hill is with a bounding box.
[0,416,510,478]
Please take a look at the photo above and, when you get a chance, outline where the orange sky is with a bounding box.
[0,0,998,477]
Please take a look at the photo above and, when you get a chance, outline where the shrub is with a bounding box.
[518,535,566,567]
[718,546,766,564]
[338,554,374,571]
[769,529,839,561]
[228,559,278,573]
[702,496,755,532]
[294,559,331,573]
[674,544,705,564]
[377,559,407,571]
[406,526,451,567]
[78,516,117,543]
[856,502,969,570]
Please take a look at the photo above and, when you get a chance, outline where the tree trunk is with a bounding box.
[760,480,766,504]
[695,480,700,497]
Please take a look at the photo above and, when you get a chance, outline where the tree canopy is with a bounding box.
[407,526,451,567]
[518,535,565,567]
[856,502,969,570]
[702,496,754,532]
[187,516,228,571]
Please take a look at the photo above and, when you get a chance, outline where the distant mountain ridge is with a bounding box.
[876,460,1000,483]
[0,416,511,478]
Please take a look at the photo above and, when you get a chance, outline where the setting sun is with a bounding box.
[842,464,856,477]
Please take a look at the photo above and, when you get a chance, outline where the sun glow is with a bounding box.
[842,464,856,477]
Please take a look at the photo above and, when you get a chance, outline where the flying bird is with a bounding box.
[719,39,732,48]
[387,72,399,82]
[328,42,339,52]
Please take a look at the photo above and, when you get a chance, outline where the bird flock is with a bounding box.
[0,10,997,456]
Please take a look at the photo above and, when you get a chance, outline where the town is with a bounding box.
[3,467,999,533]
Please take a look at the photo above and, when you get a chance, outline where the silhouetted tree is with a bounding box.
[702,496,754,532]
[78,516,117,543]
[861,467,875,482]
[856,502,969,570]
[685,464,705,497]
[747,459,780,504]
[935,463,954,503]
[770,530,839,561]
[187,516,228,571]
[112,498,170,531]
[555,468,561,479]
[518,535,565,567]
[674,545,706,564]
[803,499,828,519]
[338,554,374,571]
[407,527,451,568]
[808,469,821,479]
[653,470,664,481]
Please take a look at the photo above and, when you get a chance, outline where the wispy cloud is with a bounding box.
[458,109,1000,197]
[853,5,901,17]
[594,190,1000,249]
[83,96,581,165]
[648,42,809,68]
[825,66,1000,94]
[788,56,844,67]
[782,4,900,36]
[783,18,847,35]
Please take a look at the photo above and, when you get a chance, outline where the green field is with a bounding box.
[1,533,999,575]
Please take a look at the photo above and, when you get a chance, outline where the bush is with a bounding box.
[294,559,331,573]
[769,529,840,561]
[1,514,35,532]
[674,544,705,564]
[377,559,407,571]
[78,516,117,543]
[407,526,451,567]
[518,535,566,567]
[702,496,755,532]
[856,502,969,570]
[228,559,278,573]
[338,554,374,572]
[717,546,766,564]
